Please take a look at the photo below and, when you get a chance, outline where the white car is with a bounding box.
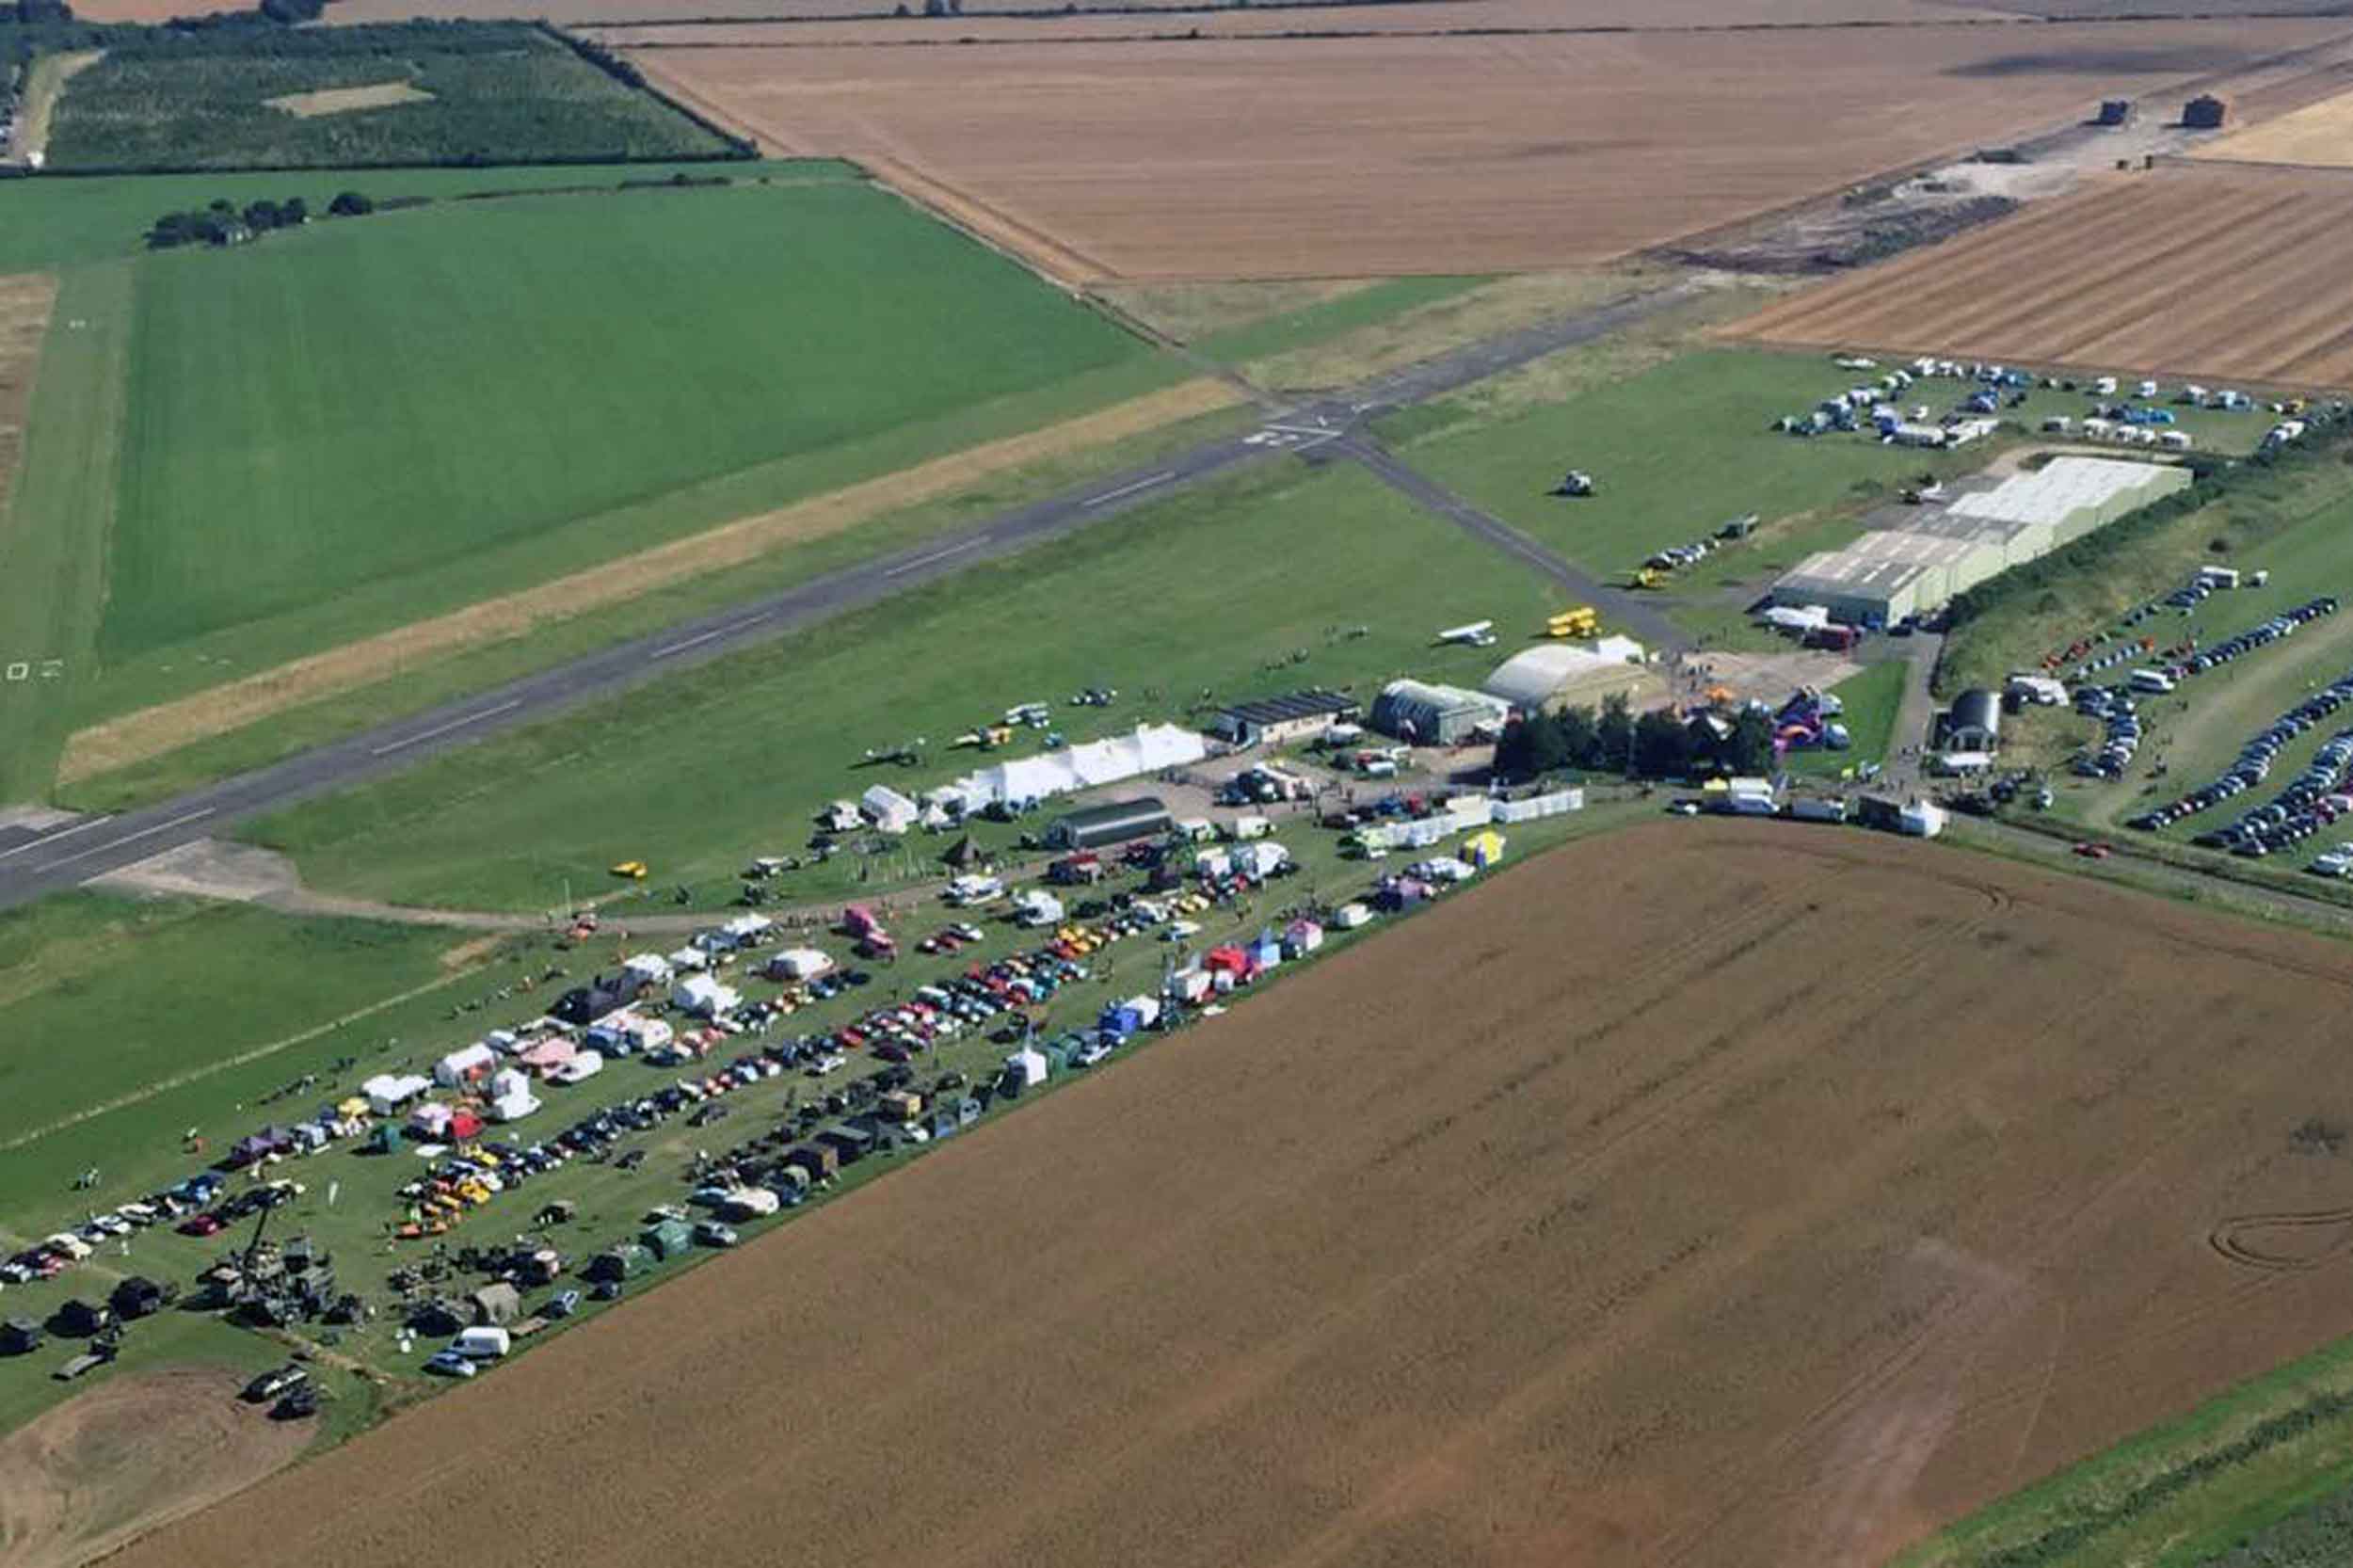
[1160,920,1201,942]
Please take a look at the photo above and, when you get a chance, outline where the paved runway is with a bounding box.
[0,279,1706,912]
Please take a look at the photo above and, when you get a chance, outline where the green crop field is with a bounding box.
[45,24,732,172]
[236,458,1569,911]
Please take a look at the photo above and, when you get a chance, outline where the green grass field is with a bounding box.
[0,167,1184,799]
[1786,658,1905,778]
[235,458,1566,910]
[103,179,1146,660]
[46,24,730,172]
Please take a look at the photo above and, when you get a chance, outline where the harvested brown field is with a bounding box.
[631,21,2350,280]
[55,376,1241,782]
[99,823,2353,1568]
[2197,81,2353,166]
[0,1368,310,1568]
[261,81,435,119]
[1728,163,2353,389]
[586,0,1962,47]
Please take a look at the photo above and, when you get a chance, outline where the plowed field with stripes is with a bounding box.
[1730,165,2353,389]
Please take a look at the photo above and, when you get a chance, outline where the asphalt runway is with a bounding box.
[0,279,1705,912]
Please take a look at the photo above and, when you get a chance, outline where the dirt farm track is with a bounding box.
[89,823,2353,1568]
[629,20,2352,280]
[1730,162,2353,388]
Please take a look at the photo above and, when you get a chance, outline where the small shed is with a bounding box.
[1047,796,1173,852]
[1209,689,1361,746]
[2183,93,2228,129]
[469,1282,522,1326]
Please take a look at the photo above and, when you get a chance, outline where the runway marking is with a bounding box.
[368,700,522,757]
[1081,471,1176,507]
[883,536,990,578]
[46,807,216,870]
[0,815,107,863]
[650,610,775,662]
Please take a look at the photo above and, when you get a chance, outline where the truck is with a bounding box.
[1806,623,1863,652]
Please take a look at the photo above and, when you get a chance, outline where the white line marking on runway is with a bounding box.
[369,700,522,756]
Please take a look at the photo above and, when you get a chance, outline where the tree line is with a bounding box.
[146,187,371,248]
[1494,692,1778,783]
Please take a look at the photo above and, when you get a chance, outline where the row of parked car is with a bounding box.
[2129,665,2353,834]
[2196,721,2353,858]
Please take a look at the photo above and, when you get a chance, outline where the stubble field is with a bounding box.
[100,822,2353,1568]
[629,20,2351,280]
[1728,163,2353,388]
[2196,84,2353,167]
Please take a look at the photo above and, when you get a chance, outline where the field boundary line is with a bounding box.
[56,376,1242,783]
[857,152,1115,289]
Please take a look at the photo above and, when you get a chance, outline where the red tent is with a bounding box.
[1204,946,1256,979]
[446,1110,485,1142]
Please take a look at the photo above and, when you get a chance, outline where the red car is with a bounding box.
[177,1213,225,1237]
[2073,841,2113,860]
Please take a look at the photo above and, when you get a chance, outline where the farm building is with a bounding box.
[1370,680,1511,744]
[1046,796,1173,851]
[941,724,1205,811]
[1481,638,1651,713]
[1943,689,2002,751]
[1209,690,1360,746]
[1947,456,2188,541]
[1771,457,2188,625]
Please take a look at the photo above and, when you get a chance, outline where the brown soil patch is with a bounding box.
[0,1367,309,1568]
[263,80,435,119]
[1725,162,2353,390]
[96,823,2353,1568]
[56,376,1240,782]
[626,21,2349,281]
[0,274,57,529]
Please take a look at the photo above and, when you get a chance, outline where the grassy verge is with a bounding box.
[1892,1322,2353,1568]
[1787,658,1905,777]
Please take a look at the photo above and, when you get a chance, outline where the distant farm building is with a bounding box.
[1481,637,1652,713]
[1769,457,2188,627]
[1370,680,1511,745]
[1209,690,1360,747]
[2184,94,2229,130]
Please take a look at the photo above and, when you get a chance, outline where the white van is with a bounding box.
[2129,668,2177,694]
[453,1326,511,1360]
